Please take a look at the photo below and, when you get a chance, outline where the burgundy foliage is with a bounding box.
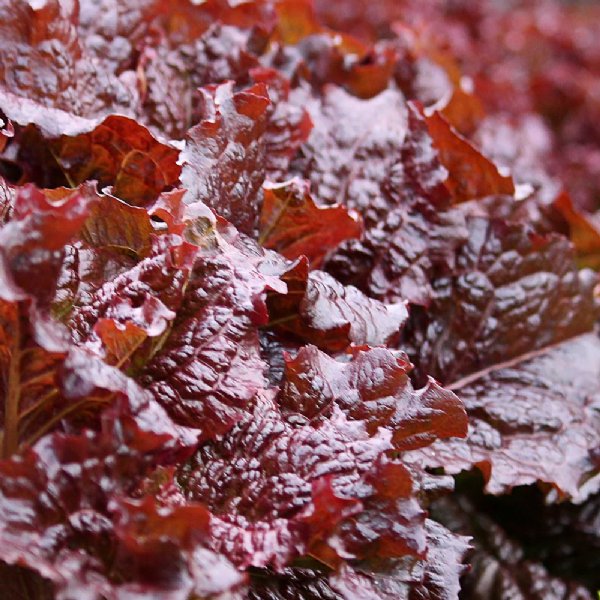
[0,0,598,598]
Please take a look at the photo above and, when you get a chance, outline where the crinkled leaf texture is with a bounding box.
[407,217,597,385]
[181,78,311,236]
[246,520,469,600]
[268,262,409,352]
[138,221,287,441]
[408,333,600,503]
[280,345,467,450]
[406,215,600,502]
[1,0,600,598]
[318,98,468,306]
[179,365,466,577]
[0,182,98,456]
[0,430,246,600]
[180,82,271,235]
[0,0,137,136]
[468,485,600,594]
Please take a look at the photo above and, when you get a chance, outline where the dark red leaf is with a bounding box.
[272,1,395,98]
[138,222,286,440]
[77,0,161,72]
[0,0,136,137]
[2,0,598,596]
[67,233,195,356]
[138,23,262,139]
[246,518,470,600]
[0,182,96,303]
[0,176,14,225]
[0,430,244,599]
[406,215,600,501]
[52,192,193,333]
[180,82,271,234]
[0,562,54,600]
[180,390,427,569]
[281,345,467,451]
[0,180,197,456]
[247,567,341,600]
[291,85,408,218]
[313,0,403,41]
[251,68,313,180]
[0,298,197,457]
[407,217,597,385]
[408,333,600,502]
[468,486,600,593]
[323,102,467,306]
[329,520,470,600]
[268,264,408,352]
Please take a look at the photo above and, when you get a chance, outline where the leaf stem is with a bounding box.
[22,396,108,449]
[263,314,298,328]
[18,388,59,422]
[48,146,76,187]
[3,313,21,458]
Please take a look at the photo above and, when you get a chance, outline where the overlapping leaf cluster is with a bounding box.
[0,0,598,598]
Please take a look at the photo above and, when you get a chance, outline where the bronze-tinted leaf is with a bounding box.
[423,109,515,203]
[2,0,598,597]
[81,193,154,257]
[0,301,68,457]
[51,115,181,206]
[260,178,362,268]
[554,191,600,270]
[329,520,470,600]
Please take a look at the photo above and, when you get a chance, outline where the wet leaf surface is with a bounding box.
[1,0,599,597]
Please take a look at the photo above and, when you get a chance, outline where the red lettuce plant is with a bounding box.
[0,0,598,598]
